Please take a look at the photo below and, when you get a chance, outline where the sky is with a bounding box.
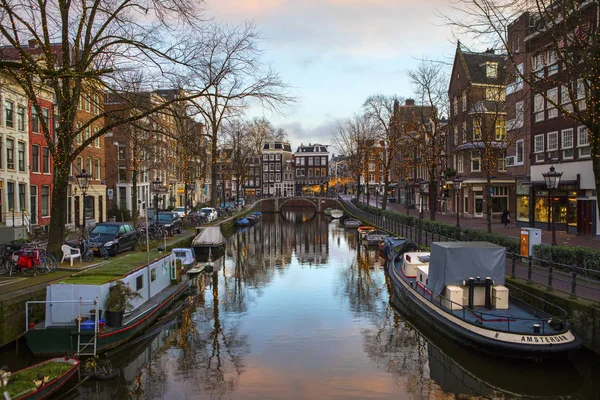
[206,0,458,151]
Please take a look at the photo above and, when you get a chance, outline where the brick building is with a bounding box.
[294,143,329,195]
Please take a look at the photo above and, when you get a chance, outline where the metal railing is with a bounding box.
[339,196,600,302]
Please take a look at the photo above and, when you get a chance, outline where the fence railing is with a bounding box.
[339,196,600,303]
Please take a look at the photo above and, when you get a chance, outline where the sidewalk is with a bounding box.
[347,195,600,250]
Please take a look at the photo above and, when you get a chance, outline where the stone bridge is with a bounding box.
[260,197,339,213]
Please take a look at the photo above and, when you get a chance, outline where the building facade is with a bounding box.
[262,142,294,197]
[294,143,329,195]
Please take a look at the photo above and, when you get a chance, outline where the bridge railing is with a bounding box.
[338,195,600,303]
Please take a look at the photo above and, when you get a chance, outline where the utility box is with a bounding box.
[520,228,542,257]
[493,285,509,309]
[0,226,27,244]
[443,286,463,311]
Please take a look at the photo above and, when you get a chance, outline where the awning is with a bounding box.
[388,183,398,188]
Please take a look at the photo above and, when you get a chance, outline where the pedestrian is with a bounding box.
[501,208,510,227]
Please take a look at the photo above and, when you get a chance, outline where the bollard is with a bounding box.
[511,255,516,279]
[570,269,578,299]
[547,265,553,291]
[527,256,533,284]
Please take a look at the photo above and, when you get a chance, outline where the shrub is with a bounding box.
[107,205,131,222]
[533,244,600,275]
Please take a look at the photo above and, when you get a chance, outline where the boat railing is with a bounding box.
[412,281,569,335]
[25,298,99,330]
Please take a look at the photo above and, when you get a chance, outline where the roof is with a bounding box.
[296,143,329,153]
[461,48,507,85]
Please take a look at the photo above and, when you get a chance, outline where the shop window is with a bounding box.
[517,196,529,222]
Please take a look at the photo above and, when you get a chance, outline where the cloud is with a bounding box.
[278,119,341,151]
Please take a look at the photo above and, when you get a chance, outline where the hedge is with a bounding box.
[352,200,520,253]
[533,244,600,275]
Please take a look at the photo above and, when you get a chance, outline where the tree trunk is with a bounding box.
[355,172,361,202]
[184,183,188,216]
[131,169,138,227]
[382,178,389,210]
[47,165,70,257]
[429,176,436,221]
[406,184,410,215]
[593,125,600,234]
[486,175,493,233]
[210,131,218,207]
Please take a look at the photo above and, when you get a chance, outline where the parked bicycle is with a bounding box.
[81,235,110,261]
[0,241,57,275]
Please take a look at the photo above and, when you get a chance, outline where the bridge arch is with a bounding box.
[279,197,318,212]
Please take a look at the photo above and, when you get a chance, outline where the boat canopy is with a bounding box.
[428,242,506,294]
[192,227,225,247]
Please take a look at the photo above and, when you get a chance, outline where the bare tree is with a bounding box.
[445,0,600,226]
[363,95,404,210]
[333,113,377,202]
[0,0,212,253]
[405,60,449,221]
[223,119,253,200]
[189,22,294,207]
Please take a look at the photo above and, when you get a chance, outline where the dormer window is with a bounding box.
[486,62,498,78]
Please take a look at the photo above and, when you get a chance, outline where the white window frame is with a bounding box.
[471,151,481,172]
[561,128,574,160]
[547,88,558,119]
[534,94,544,122]
[457,154,464,173]
[561,85,573,113]
[576,79,586,110]
[547,49,558,75]
[547,131,558,151]
[577,126,591,158]
[516,139,524,165]
[534,134,545,162]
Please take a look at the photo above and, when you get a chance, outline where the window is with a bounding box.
[314,157,320,166]
[275,153,281,161]
[118,166,127,182]
[471,151,481,172]
[547,50,558,75]
[6,139,14,169]
[269,163,274,171]
[269,154,274,161]
[31,107,39,133]
[95,159,100,179]
[368,162,375,171]
[85,126,90,141]
[547,131,558,151]
[17,142,25,171]
[263,154,268,161]
[94,127,100,147]
[18,183,26,211]
[308,157,313,166]
[17,106,25,131]
[547,88,558,119]
[473,119,481,140]
[495,120,506,141]
[369,173,375,183]
[453,96,458,115]
[85,93,90,112]
[76,156,82,173]
[534,94,544,122]
[315,168,320,177]
[275,163,281,171]
[307,168,313,177]
[461,91,467,111]
[76,122,82,144]
[86,157,92,175]
[263,164,268,172]
[498,156,506,172]
[453,126,458,146]
[31,145,39,172]
[321,168,326,177]
[276,173,281,181]
[263,173,268,181]
[269,173,274,181]
[7,182,14,210]
[562,128,574,159]
[577,126,590,157]
[136,275,143,291]
[576,79,586,110]
[42,147,50,173]
[5,100,13,128]
[462,122,467,143]
[486,62,498,78]
[486,87,505,101]
[457,154,464,173]
[534,134,545,162]
[561,85,573,113]
[93,94,99,114]
[41,186,50,216]
[118,145,126,160]
[321,156,327,165]
[516,139,524,164]
[42,108,49,127]
[533,53,544,77]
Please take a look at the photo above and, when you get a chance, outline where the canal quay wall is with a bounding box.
[507,279,600,355]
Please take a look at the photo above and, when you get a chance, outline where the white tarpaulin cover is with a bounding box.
[427,242,506,295]
[192,227,225,247]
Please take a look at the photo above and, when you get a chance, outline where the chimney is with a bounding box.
[485,48,495,54]
[28,39,39,49]
[405,99,415,106]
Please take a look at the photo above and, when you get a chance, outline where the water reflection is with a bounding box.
[59,210,598,399]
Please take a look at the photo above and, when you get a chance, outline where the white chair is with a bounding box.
[61,245,82,266]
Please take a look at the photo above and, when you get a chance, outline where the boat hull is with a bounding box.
[11,358,79,400]
[25,281,189,357]
[387,262,581,358]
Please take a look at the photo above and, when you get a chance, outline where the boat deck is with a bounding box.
[392,261,556,336]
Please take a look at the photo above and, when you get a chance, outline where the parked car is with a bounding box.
[172,207,188,218]
[151,212,183,235]
[199,207,218,222]
[87,222,138,257]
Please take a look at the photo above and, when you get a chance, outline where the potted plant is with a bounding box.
[104,281,140,328]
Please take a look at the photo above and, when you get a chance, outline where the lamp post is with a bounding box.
[75,169,91,237]
[415,179,427,247]
[542,166,563,246]
[375,183,380,207]
[453,176,463,228]
[152,177,161,226]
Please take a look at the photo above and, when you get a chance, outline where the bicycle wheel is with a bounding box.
[34,258,49,274]
[20,264,35,276]
[100,247,110,260]
[0,258,10,275]
[43,255,58,273]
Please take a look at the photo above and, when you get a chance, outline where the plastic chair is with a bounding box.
[61,244,82,266]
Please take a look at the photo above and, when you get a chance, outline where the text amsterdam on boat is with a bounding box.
[387,241,582,358]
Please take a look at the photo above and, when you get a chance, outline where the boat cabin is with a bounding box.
[400,252,430,278]
[172,248,196,268]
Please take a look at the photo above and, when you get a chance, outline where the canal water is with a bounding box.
[2,209,599,399]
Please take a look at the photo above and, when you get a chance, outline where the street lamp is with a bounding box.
[375,183,380,207]
[542,165,563,246]
[76,169,92,237]
[453,176,464,228]
[152,177,162,226]
[415,179,427,247]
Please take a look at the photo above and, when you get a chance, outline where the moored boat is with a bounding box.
[192,226,226,256]
[250,211,262,219]
[324,208,332,216]
[343,218,361,229]
[235,218,251,227]
[364,230,389,246]
[357,226,376,239]
[172,248,196,270]
[330,210,344,219]
[2,357,80,400]
[387,241,581,358]
[25,253,190,357]
[381,236,417,260]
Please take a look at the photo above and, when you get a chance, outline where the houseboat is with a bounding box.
[25,253,190,357]
[2,358,80,400]
[387,241,581,358]
[191,227,226,256]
